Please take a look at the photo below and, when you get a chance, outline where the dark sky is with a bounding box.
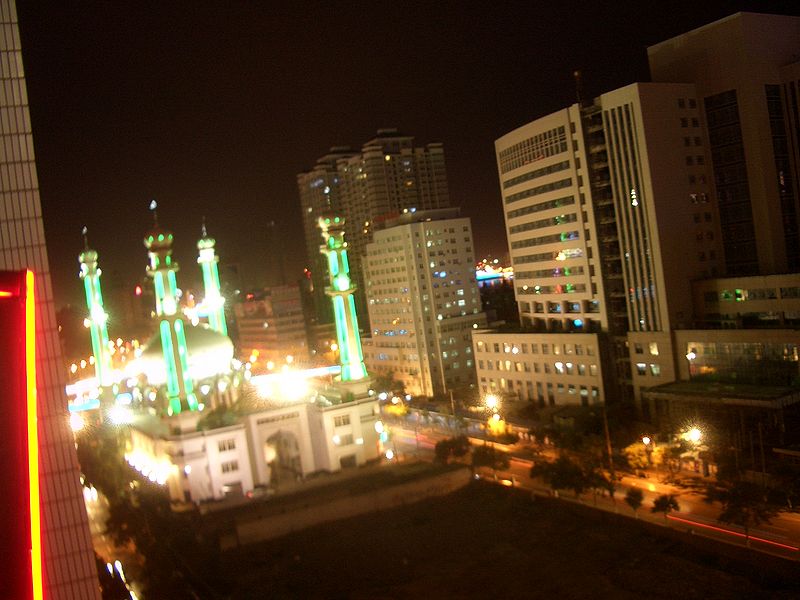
[16,0,799,308]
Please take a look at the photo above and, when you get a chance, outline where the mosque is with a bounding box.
[72,205,383,504]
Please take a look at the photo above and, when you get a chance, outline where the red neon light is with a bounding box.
[26,270,43,600]
[0,289,13,297]
[667,514,800,552]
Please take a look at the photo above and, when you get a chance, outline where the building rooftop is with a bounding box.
[645,380,800,408]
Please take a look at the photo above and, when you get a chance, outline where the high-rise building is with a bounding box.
[298,130,451,326]
[478,11,799,418]
[362,208,486,396]
[0,1,99,595]
[648,12,800,275]
[234,284,309,366]
[478,85,720,409]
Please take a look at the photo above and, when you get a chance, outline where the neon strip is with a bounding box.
[0,290,13,297]
[666,514,800,551]
[26,270,43,600]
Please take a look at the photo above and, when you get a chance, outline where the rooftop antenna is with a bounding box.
[574,69,584,107]
[81,225,89,250]
[201,215,207,238]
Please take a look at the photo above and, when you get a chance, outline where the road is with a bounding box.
[83,486,144,599]
[386,417,800,561]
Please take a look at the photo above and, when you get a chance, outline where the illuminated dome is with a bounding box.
[127,324,234,385]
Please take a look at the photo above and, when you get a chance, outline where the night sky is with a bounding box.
[16,1,799,308]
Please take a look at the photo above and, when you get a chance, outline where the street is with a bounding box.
[386,415,800,562]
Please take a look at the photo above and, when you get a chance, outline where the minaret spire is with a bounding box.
[144,214,198,415]
[78,230,113,388]
[319,214,367,382]
[149,199,158,226]
[197,219,227,336]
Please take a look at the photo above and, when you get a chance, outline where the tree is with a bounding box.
[651,494,680,521]
[716,482,778,546]
[624,488,644,518]
[472,445,510,473]
[771,463,800,510]
[434,436,470,464]
[531,456,587,498]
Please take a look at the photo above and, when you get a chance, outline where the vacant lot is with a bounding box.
[215,482,798,599]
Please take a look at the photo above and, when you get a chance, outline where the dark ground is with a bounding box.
[214,481,799,599]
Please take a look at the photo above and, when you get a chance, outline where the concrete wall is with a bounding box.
[232,467,471,547]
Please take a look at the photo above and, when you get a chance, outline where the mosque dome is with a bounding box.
[127,323,234,385]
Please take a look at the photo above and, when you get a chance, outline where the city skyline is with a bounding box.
[18,1,799,308]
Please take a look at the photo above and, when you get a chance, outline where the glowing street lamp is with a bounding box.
[484,394,500,412]
[686,427,702,444]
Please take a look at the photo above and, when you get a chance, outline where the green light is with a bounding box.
[174,320,198,411]
[328,252,339,277]
[160,319,182,414]
[158,234,164,242]
[335,274,350,291]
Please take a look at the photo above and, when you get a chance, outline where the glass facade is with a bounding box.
[686,341,800,386]
[705,89,758,275]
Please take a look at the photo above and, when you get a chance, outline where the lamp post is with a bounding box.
[685,347,698,379]
[642,435,653,466]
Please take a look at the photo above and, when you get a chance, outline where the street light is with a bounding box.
[687,427,702,444]
[642,435,653,466]
[484,394,499,412]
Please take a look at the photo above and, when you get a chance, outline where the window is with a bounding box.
[634,343,643,354]
[650,364,661,376]
[589,364,598,376]
[339,434,354,446]
[554,361,565,374]
[636,363,646,376]
[218,439,236,452]
[334,415,351,427]
[691,117,699,127]
[680,118,688,127]
[221,460,239,474]
[678,98,686,109]
[649,342,659,356]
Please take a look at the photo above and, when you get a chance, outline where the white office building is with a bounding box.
[362,208,487,396]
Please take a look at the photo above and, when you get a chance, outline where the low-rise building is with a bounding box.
[472,330,606,406]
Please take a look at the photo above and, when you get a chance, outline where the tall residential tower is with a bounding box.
[299,130,451,326]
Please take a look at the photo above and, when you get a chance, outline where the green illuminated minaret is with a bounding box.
[144,201,198,415]
[78,227,113,387]
[319,215,367,382]
[197,221,227,336]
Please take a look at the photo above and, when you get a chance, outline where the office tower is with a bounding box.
[497,106,610,333]
[480,78,722,409]
[234,283,309,366]
[0,1,100,595]
[362,208,486,396]
[648,12,800,275]
[298,130,451,326]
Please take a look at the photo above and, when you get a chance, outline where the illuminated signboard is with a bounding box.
[0,270,42,599]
